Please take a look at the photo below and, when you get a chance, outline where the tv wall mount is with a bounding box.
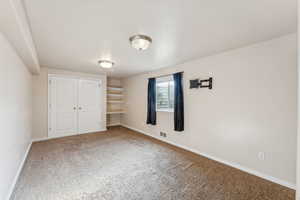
[190,77,213,90]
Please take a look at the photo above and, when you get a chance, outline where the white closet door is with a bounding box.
[78,79,102,134]
[49,77,78,137]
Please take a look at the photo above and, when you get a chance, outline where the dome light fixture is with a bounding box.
[98,60,114,69]
[129,34,152,51]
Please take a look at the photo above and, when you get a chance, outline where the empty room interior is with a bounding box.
[1,0,300,200]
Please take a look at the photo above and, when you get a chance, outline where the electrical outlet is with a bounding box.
[258,152,265,161]
[160,132,167,137]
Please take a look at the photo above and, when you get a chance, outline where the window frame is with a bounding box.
[156,76,174,113]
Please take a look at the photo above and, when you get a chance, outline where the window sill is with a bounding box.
[157,109,174,113]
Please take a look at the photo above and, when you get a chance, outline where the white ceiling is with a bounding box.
[24,0,296,77]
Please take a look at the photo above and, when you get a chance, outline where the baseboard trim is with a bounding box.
[107,123,121,127]
[32,129,107,143]
[6,141,32,200]
[121,124,296,190]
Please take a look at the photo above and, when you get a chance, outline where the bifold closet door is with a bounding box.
[49,77,78,137]
[78,79,102,134]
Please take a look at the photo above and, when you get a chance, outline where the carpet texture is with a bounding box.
[11,126,295,200]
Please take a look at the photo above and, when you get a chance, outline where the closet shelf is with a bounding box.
[108,100,123,104]
[107,86,123,91]
[107,93,123,97]
[107,110,125,114]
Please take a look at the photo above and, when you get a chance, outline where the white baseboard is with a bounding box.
[32,129,107,143]
[6,141,32,200]
[121,124,296,190]
[107,123,121,127]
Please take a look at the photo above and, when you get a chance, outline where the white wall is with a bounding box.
[32,67,107,139]
[122,34,297,188]
[297,1,300,198]
[0,33,32,200]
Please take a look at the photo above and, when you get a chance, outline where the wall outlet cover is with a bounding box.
[258,152,265,161]
[160,132,167,137]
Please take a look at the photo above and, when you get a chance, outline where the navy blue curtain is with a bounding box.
[173,72,184,131]
[147,78,156,125]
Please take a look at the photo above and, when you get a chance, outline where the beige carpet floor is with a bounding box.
[11,126,294,200]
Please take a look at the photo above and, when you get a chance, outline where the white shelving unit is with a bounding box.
[107,83,124,127]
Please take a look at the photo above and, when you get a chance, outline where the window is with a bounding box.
[156,77,174,112]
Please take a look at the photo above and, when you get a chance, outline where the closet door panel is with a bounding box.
[49,77,78,137]
[78,79,102,134]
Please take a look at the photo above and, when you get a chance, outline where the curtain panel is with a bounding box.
[146,78,156,125]
[173,72,184,131]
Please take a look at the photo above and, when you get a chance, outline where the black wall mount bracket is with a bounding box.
[190,77,213,89]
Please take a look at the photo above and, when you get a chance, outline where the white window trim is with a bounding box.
[157,108,174,113]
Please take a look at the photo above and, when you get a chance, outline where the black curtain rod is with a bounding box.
[149,71,184,79]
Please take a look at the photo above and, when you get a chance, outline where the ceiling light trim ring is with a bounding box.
[98,60,114,68]
[129,34,152,43]
[129,34,152,50]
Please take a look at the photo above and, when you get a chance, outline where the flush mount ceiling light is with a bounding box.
[129,34,152,51]
[98,60,114,69]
